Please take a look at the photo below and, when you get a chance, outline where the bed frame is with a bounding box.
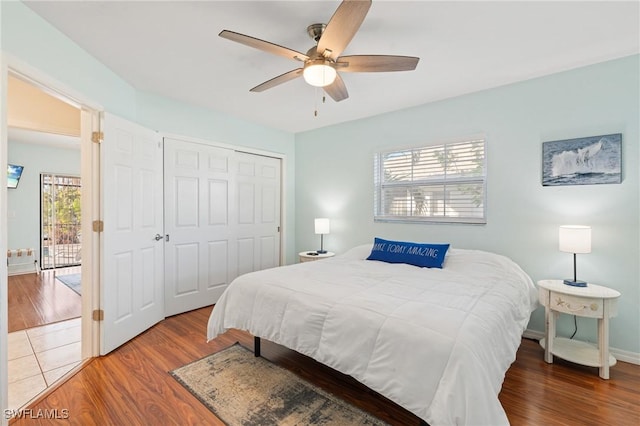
[254,336,261,357]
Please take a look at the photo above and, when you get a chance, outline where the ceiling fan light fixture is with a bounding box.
[220,0,418,102]
[303,59,337,87]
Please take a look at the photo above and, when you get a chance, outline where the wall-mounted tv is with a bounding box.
[8,164,24,189]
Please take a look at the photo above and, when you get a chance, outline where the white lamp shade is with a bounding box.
[559,225,591,254]
[314,218,330,235]
[303,63,337,87]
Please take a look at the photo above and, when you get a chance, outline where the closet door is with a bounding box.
[236,152,281,275]
[164,138,236,316]
[163,139,282,316]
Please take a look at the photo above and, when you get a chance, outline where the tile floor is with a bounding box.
[7,317,82,411]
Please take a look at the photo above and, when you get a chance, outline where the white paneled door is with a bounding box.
[101,113,165,355]
[164,139,281,316]
[236,151,281,275]
[164,139,236,316]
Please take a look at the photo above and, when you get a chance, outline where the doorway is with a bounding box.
[5,73,85,411]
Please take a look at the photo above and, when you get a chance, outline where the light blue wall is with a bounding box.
[7,141,80,266]
[295,55,640,355]
[1,1,136,119]
[1,1,297,263]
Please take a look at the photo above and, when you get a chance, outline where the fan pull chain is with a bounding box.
[313,88,328,117]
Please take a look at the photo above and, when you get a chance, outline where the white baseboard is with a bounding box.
[523,328,640,366]
[611,347,640,366]
[8,267,38,276]
[522,329,544,341]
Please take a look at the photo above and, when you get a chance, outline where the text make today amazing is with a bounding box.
[371,242,441,259]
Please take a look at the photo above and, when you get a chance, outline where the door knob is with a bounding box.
[154,234,164,241]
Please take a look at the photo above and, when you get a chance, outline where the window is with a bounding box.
[374,138,486,224]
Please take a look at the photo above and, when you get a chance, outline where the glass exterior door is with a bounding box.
[41,174,82,270]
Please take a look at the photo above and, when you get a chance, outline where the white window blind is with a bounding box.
[374,138,486,224]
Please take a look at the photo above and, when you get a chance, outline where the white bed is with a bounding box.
[207,244,538,425]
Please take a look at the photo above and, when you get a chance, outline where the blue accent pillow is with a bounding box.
[366,237,450,268]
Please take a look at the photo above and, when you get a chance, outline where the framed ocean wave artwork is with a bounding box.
[542,133,622,186]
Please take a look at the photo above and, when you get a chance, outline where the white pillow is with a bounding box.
[336,243,374,260]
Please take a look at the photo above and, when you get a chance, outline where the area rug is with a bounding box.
[56,273,81,296]
[170,343,388,426]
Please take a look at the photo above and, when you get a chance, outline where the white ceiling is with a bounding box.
[24,1,640,134]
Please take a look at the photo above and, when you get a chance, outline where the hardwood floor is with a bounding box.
[10,306,640,425]
[501,339,640,425]
[8,268,81,333]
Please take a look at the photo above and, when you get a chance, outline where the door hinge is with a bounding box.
[92,220,104,232]
[92,309,104,321]
[91,131,104,144]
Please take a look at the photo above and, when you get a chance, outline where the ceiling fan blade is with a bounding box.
[317,0,372,61]
[250,68,304,92]
[220,30,309,62]
[337,55,420,72]
[323,73,349,102]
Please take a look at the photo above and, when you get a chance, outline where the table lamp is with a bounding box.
[559,225,591,287]
[314,218,330,254]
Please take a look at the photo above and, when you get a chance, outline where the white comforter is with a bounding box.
[207,245,538,425]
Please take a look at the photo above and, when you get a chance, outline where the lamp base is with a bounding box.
[563,279,587,287]
[316,250,327,254]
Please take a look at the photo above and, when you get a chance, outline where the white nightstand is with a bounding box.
[298,251,335,263]
[537,279,620,379]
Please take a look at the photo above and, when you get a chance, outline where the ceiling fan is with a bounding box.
[219,0,419,102]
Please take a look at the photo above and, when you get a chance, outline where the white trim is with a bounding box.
[3,54,104,366]
[4,53,103,111]
[81,109,102,360]
[162,131,286,159]
[373,133,488,156]
[5,59,103,355]
[7,267,39,277]
[522,329,545,341]
[523,329,640,366]
[279,155,287,266]
[610,347,640,366]
[1,50,11,426]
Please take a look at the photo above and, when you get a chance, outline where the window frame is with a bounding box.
[373,137,487,224]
